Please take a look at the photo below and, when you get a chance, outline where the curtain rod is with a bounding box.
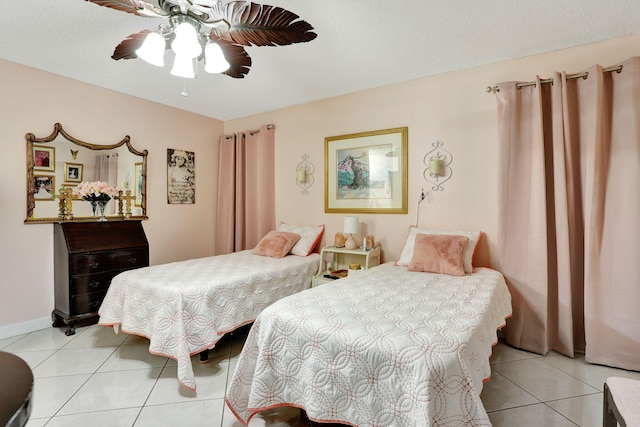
[219,124,275,141]
[486,65,623,93]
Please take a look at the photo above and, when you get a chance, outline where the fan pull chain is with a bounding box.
[181,79,188,97]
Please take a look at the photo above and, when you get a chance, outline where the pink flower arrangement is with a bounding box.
[73,181,119,202]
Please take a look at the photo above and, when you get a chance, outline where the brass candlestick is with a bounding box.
[57,187,74,221]
[115,190,135,218]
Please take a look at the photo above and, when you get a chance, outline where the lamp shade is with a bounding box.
[204,42,230,73]
[170,54,195,78]
[429,157,442,176]
[296,168,306,183]
[171,22,202,58]
[135,32,165,67]
[343,216,359,234]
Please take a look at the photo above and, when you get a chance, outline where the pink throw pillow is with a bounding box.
[252,231,301,259]
[396,226,481,274]
[407,233,469,276]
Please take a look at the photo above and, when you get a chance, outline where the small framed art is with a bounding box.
[33,175,55,201]
[167,149,195,204]
[64,163,83,183]
[33,145,55,173]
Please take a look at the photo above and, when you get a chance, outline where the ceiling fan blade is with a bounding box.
[111,29,170,60]
[208,1,316,47]
[209,35,252,78]
[85,0,166,17]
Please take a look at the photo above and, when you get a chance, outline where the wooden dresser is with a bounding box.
[53,221,149,335]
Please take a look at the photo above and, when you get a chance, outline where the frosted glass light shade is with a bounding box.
[171,22,202,58]
[170,54,195,78]
[204,43,230,73]
[343,216,359,234]
[135,32,165,66]
[429,157,442,176]
[296,168,306,183]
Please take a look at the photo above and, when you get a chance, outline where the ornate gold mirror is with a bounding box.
[25,123,148,223]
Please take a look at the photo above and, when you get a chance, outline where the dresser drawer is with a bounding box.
[70,248,148,275]
[69,290,108,316]
[69,270,127,295]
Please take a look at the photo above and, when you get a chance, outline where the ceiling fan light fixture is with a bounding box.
[91,0,317,81]
[204,42,230,74]
[135,32,166,67]
[171,22,202,58]
[170,54,196,79]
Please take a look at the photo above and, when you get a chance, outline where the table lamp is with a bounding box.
[343,216,359,250]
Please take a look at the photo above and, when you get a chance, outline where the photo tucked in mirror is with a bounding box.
[25,123,148,223]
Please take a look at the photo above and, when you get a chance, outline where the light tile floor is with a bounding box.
[2,324,639,427]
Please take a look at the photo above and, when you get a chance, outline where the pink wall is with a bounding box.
[224,33,640,268]
[0,60,223,335]
[2,32,639,336]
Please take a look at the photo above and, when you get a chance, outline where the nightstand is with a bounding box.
[312,245,381,287]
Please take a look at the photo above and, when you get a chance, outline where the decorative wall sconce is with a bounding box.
[295,154,315,194]
[423,140,453,191]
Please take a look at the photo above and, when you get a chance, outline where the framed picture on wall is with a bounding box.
[33,175,55,201]
[134,162,143,207]
[64,163,83,183]
[167,149,195,204]
[325,127,408,214]
[33,145,55,173]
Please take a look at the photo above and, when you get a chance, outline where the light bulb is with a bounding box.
[135,32,165,66]
[204,42,230,73]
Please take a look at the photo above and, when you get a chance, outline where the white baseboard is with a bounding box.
[0,317,51,340]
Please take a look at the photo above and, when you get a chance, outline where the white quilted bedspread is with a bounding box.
[226,263,512,427]
[98,250,319,390]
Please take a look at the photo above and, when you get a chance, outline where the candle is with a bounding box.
[296,168,306,183]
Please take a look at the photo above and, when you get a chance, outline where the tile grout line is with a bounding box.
[48,327,125,421]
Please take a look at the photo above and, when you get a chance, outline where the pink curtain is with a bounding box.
[495,57,640,371]
[215,125,275,254]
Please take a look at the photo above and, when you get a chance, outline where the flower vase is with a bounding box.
[96,200,108,221]
[90,200,108,221]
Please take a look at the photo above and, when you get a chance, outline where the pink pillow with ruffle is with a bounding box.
[252,231,301,259]
[407,233,468,276]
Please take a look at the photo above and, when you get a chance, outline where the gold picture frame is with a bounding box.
[134,162,143,207]
[64,163,83,183]
[325,127,408,214]
[33,145,55,173]
[33,175,55,201]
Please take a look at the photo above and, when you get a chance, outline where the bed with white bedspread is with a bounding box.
[226,262,512,427]
[98,250,319,390]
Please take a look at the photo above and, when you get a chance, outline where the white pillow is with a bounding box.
[396,226,481,274]
[276,223,325,256]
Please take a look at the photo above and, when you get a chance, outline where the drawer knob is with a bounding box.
[89,261,99,269]
[128,257,138,264]
[89,281,100,288]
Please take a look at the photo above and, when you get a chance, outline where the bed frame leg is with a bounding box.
[199,349,210,364]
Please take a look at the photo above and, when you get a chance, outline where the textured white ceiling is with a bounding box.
[2,0,640,120]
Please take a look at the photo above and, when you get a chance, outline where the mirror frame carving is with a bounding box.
[25,123,148,223]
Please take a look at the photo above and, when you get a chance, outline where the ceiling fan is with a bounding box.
[85,0,317,79]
